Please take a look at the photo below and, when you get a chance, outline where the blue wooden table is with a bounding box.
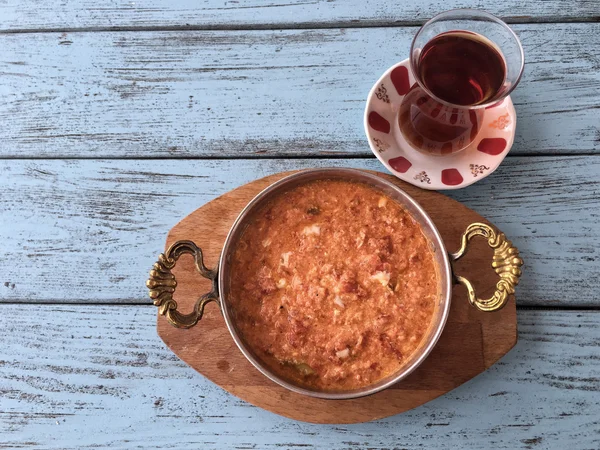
[1,2,599,448]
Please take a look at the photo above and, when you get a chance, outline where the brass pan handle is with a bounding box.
[146,240,219,328]
[450,223,523,312]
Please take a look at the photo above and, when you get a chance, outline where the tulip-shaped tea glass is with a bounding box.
[399,9,524,155]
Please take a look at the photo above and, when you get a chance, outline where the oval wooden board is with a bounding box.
[156,170,518,424]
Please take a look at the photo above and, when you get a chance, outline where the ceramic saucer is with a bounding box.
[364,59,516,190]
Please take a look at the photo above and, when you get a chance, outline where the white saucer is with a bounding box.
[364,59,516,190]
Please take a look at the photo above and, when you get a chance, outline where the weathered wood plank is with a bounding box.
[0,157,598,306]
[1,0,598,32]
[0,305,598,448]
[1,24,599,158]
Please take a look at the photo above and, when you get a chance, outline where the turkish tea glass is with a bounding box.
[399,9,524,155]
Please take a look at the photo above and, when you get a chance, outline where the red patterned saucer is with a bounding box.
[364,59,516,190]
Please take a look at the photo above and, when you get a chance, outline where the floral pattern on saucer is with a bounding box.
[364,59,516,190]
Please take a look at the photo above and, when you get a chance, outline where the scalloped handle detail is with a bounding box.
[147,240,219,328]
[450,223,523,312]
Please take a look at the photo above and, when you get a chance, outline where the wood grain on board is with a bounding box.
[0,0,597,32]
[1,24,599,158]
[157,170,517,423]
[0,305,597,447]
[1,157,598,306]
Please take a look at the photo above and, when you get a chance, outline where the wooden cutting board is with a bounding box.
[154,170,518,424]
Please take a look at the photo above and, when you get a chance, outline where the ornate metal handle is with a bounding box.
[450,223,523,312]
[146,240,219,328]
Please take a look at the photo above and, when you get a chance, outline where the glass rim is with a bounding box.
[409,8,525,110]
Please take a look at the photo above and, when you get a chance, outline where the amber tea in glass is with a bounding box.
[399,10,524,155]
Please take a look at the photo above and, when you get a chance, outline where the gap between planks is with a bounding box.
[1,16,600,35]
[0,152,596,161]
